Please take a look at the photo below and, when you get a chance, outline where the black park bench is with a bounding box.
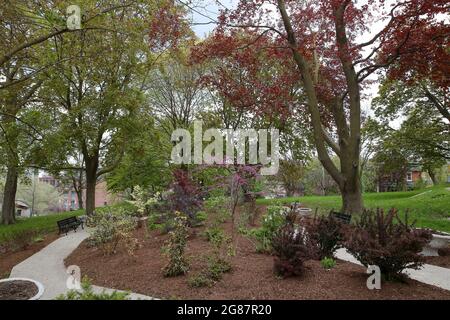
[57,216,84,235]
[330,211,352,224]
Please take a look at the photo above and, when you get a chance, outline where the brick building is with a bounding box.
[39,176,120,212]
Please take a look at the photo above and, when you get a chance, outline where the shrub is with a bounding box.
[202,226,222,242]
[206,256,232,281]
[189,226,233,287]
[162,212,190,277]
[56,277,129,300]
[305,212,346,259]
[204,196,229,223]
[321,257,336,270]
[127,186,159,217]
[88,209,138,256]
[188,273,213,288]
[196,211,208,223]
[169,170,204,225]
[345,208,432,281]
[272,224,317,278]
[246,205,287,253]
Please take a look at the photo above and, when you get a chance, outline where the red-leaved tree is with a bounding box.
[192,0,448,214]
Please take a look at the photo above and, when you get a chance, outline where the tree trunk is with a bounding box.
[76,189,84,210]
[1,165,18,225]
[428,169,438,185]
[341,184,363,215]
[85,158,98,216]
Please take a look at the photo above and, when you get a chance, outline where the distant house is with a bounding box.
[377,163,426,192]
[15,200,31,218]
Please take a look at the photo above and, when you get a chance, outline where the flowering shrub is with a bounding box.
[345,208,432,281]
[127,186,159,217]
[162,212,189,277]
[88,209,138,256]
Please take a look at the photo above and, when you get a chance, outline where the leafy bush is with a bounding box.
[196,211,208,223]
[272,224,317,278]
[162,212,189,277]
[88,209,138,256]
[204,196,229,223]
[206,256,232,281]
[56,277,129,300]
[127,186,159,217]
[189,226,233,287]
[246,205,286,253]
[169,169,204,225]
[202,226,222,242]
[321,257,336,270]
[305,213,346,259]
[188,273,213,288]
[345,208,432,281]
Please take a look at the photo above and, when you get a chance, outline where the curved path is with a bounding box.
[9,229,155,300]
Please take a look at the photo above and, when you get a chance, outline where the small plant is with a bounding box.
[272,224,316,278]
[202,226,222,242]
[345,208,432,281]
[206,256,232,281]
[196,211,208,223]
[305,212,346,259]
[205,196,230,223]
[246,205,286,253]
[127,186,159,217]
[189,226,233,288]
[321,257,336,270]
[56,277,129,300]
[188,273,213,288]
[88,209,138,256]
[162,212,190,277]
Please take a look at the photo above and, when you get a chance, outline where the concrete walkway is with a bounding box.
[335,248,450,291]
[9,229,155,300]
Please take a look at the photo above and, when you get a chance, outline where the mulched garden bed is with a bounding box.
[65,220,450,300]
[0,233,59,279]
[425,255,450,269]
[0,280,38,300]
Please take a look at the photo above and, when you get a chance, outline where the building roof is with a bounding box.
[15,200,30,208]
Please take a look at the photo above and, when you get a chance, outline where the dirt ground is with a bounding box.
[65,220,450,300]
[0,233,59,279]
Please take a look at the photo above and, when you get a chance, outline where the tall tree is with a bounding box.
[40,0,189,215]
[192,0,447,214]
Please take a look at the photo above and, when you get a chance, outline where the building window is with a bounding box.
[406,172,413,182]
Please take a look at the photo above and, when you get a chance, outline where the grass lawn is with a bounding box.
[0,209,84,245]
[257,185,450,232]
